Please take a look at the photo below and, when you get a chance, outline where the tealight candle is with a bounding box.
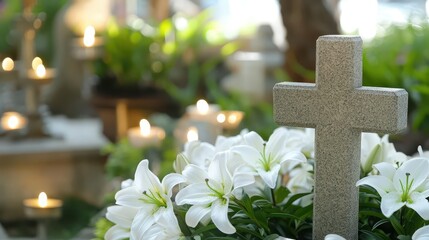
[2,57,14,71]
[186,99,220,122]
[1,111,27,131]
[23,192,63,219]
[27,62,55,83]
[127,119,166,148]
[216,111,244,130]
[186,127,199,142]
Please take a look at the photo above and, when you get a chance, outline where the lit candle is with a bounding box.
[32,57,43,70]
[127,119,166,148]
[186,99,220,122]
[28,61,55,82]
[1,111,27,131]
[186,127,199,142]
[216,111,244,130]
[1,57,14,71]
[36,64,46,78]
[83,25,96,47]
[23,192,63,219]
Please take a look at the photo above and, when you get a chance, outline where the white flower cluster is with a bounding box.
[105,127,429,239]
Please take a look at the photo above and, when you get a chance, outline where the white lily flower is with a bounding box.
[279,127,315,159]
[105,205,139,240]
[285,163,314,206]
[231,130,306,189]
[175,151,254,234]
[361,133,407,175]
[134,208,183,240]
[115,159,186,236]
[357,157,429,219]
[214,129,248,152]
[324,234,346,240]
[413,225,429,239]
[174,141,215,173]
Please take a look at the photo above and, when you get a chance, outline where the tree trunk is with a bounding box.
[280,0,339,82]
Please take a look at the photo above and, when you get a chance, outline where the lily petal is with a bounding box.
[356,175,394,196]
[279,151,307,165]
[412,225,429,239]
[115,186,143,208]
[257,164,281,189]
[175,183,217,205]
[393,158,429,192]
[161,173,186,196]
[231,145,261,169]
[211,199,235,234]
[233,172,255,190]
[208,152,233,192]
[105,225,130,240]
[242,131,264,152]
[106,205,138,228]
[266,128,288,157]
[185,205,211,227]
[373,162,396,180]
[130,209,156,240]
[182,164,208,184]
[380,192,405,217]
[134,160,162,192]
[407,192,429,220]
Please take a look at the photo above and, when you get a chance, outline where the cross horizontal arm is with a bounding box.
[347,87,408,133]
[273,82,318,128]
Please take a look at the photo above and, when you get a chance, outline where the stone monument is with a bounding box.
[273,35,408,239]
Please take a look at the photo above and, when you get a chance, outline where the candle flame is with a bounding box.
[187,127,198,142]
[217,113,226,123]
[2,57,14,71]
[38,192,48,208]
[36,64,46,78]
[139,119,151,137]
[7,115,19,129]
[228,114,237,124]
[196,99,209,114]
[32,57,43,70]
[83,26,96,47]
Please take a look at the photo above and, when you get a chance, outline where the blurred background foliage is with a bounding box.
[363,23,429,134]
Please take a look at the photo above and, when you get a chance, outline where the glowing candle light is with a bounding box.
[31,57,43,70]
[1,111,26,131]
[228,114,237,124]
[128,119,165,148]
[38,192,48,208]
[186,127,199,142]
[36,64,46,78]
[23,192,63,219]
[196,99,209,114]
[83,26,96,47]
[140,119,151,137]
[2,57,14,71]
[217,113,226,123]
[217,111,244,131]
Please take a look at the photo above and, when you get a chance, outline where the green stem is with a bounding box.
[271,188,276,207]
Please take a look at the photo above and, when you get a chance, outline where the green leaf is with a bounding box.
[372,219,389,230]
[275,186,291,204]
[389,215,405,235]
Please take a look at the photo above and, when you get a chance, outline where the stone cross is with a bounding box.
[273,35,408,239]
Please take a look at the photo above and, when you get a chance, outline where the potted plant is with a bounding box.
[91,21,179,141]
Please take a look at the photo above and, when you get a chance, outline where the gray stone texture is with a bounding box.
[273,35,408,239]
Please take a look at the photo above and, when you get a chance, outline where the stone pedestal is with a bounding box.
[0,117,108,221]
